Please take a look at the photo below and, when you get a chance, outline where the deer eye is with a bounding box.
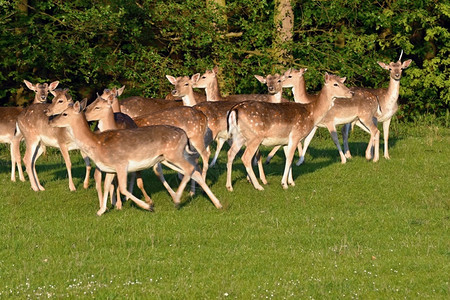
[288,76,292,78]
[58,100,63,103]
[95,107,100,110]
[184,83,189,86]
[63,113,68,116]
[334,83,339,87]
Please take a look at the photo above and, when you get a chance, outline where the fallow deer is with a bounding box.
[281,68,380,165]
[0,107,24,182]
[85,94,151,210]
[345,52,412,159]
[226,74,354,191]
[49,100,222,216]
[165,74,206,104]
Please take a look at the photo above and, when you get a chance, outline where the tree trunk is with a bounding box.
[274,0,294,66]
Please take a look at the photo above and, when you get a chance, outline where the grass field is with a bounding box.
[0,122,448,299]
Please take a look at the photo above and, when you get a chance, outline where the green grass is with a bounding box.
[0,123,448,299]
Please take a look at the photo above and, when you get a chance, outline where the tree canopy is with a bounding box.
[0,0,448,123]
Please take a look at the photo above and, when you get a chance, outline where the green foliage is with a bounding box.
[0,0,448,122]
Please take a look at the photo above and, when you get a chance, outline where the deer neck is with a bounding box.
[111,97,121,113]
[181,89,197,106]
[292,76,312,104]
[67,114,100,158]
[307,88,336,126]
[268,91,282,103]
[380,77,400,109]
[98,108,118,132]
[205,79,223,101]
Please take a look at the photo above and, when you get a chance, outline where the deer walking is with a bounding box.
[49,100,222,216]
[226,74,353,191]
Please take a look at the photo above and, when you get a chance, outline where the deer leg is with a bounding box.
[190,170,222,209]
[97,172,115,216]
[297,126,317,166]
[326,123,347,164]
[59,144,76,191]
[93,168,103,209]
[241,140,264,191]
[115,168,151,212]
[280,140,298,189]
[255,150,267,185]
[342,123,352,159]
[382,118,392,159]
[283,146,295,187]
[136,171,152,207]
[210,138,226,167]
[153,163,177,199]
[12,134,25,182]
[265,145,280,164]
[226,134,245,192]
[81,151,91,189]
[24,140,44,191]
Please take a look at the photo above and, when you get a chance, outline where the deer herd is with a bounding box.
[0,53,412,216]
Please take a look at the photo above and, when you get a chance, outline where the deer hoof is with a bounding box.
[226,185,234,192]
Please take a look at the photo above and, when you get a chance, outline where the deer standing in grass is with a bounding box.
[0,106,24,182]
[279,68,380,165]
[226,74,354,191]
[15,81,80,191]
[85,93,152,210]
[50,100,222,216]
[193,69,289,168]
[344,52,412,160]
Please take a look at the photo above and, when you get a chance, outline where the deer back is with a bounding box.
[119,96,184,119]
[0,107,23,142]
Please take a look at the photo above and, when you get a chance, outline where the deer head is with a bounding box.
[24,80,59,103]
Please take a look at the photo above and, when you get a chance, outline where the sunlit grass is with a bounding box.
[0,124,448,298]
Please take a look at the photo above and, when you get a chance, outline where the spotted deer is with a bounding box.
[280,68,381,165]
[165,74,206,104]
[85,94,151,210]
[0,107,24,182]
[49,100,222,216]
[345,52,412,160]
[226,74,354,191]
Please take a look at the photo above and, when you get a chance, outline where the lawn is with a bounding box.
[0,122,448,299]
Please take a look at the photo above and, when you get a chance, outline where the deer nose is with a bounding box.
[268,86,274,92]
[171,89,177,95]
[350,91,355,96]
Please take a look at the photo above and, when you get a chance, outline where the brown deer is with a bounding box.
[165,74,206,104]
[49,100,222,216]
[132,106,212,181]
[0,107,24,182]
[85,94,151,210]
[226,73,354,191]
[281,68,380,165]
[345,52,412,159]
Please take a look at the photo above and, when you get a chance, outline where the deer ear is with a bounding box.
[402,59,412,69]
[79,98,88,111]
[117,85,125,96]
[324,72,330,82]
[166,75,177,85]
[212,66,219,74]
[106,95,114,106]
[24,80,35,91]
[303,68,308,73]
[284,69,292,76]
[340,77,347,83]
[377,62,390,70]
[49,81,59,91]
[254,75,266,84]
[191,73,200,83]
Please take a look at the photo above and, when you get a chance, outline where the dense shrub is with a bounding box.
[0,0,448,123]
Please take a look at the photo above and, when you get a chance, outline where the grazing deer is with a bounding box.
[0,107,24,182]
[226,74,354,191]
[194,66,289,103]
[85,94,151,210]
[49,100,222,216]
[345,52,412,159]
[281,68,380,165]
[165,74,206,104]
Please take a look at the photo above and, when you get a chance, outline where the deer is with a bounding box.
[3,81,59,182]
[165,74,206,104]
[226,73,354,191]
[0,107,24,182]
[84,93,152,210]
[49,100,222,216]
[344,51,412,160]
[16,86,87,192]
[193,71,290,169]
[279,68,381,165]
